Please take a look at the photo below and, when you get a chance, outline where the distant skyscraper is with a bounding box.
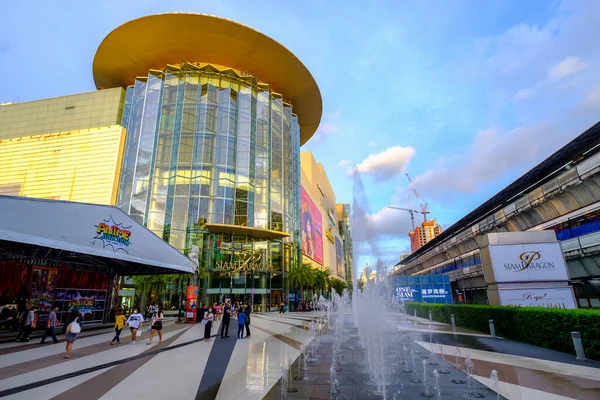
[409,219,442,253]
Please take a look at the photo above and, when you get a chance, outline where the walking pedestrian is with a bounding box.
[19,305,37,342]
[202,306,214,342]
[126,306,144,345]
[147,306,164,345]
[15,303,30,342]
[220,301,231,338]
[63,310,82,359]
[110,309,126,345]
[243,303,251,338]
[279,302,284,314]
[40,306,60,344]
[214,303,221,321]
[237,309,248,339]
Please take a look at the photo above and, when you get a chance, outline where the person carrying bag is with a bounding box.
[64,310,81,359]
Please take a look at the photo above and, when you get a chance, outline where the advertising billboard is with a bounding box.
[497,287,576,308]
[488,243,570,283]
[335,237,344,277]
[390,275,452,304]
[301,186,324,264]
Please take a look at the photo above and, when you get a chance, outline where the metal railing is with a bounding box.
[561,231,600,254]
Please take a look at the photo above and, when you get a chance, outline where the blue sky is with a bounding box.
[2,1,600,273]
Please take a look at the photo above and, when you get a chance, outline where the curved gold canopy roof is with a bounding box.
[93,13,322,145]
[204,223,290,240]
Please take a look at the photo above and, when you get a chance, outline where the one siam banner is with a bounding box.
[300,186,324,264]
[186,286,198,322]
[390,275,452,304]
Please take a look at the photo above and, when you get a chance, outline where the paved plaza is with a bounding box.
[0,312,598,399]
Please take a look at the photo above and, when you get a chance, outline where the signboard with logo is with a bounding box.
[488,243,569,283]
[498,287,576,308]
[186,286,198,322]
[390,275,452,304]
[94,216,132,253]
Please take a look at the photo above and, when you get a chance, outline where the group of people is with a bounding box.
[110,305,164,346]
[197,301,252,341]
[11,299,258,360]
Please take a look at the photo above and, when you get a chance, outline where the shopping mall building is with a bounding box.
[0,13,326,312]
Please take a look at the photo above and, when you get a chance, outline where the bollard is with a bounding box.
[571,332,587,360]
[428,311,433,321]
[451,314,456,330]
[414,309,417,318]
[489,319,496,338]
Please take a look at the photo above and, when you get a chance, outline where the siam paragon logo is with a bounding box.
[504,251,556,272]
[93,215,132,253]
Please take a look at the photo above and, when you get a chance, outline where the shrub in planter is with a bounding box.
[404,302,600,360]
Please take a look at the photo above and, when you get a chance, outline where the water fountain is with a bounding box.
[490,370,500,400]
[293,344,308,380]
[437,343,451,374]
[433,369,441,399]
[451,347,466,385]
[273,169,503,400]
[280,366,288,400]
[420,359,435,397]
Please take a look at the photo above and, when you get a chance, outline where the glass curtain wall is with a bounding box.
[118,63,301,295]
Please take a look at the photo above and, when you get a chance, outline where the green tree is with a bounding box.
[313,268,331,297]
[328,277,348,295]
[132,274,191,309]
[288,263,316,302]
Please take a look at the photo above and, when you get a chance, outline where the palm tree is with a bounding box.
[132,274,190,309]
[313,268,330,298]
[288,263,316,303]
[328,277,347,295]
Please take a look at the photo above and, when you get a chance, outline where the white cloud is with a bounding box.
[352,205,413,244]
[308,110,344,144]
[582,85,600,109]
[337,159,352,167]
[548,56,586,81]
[351,146,415,182]
[515,88,534,100]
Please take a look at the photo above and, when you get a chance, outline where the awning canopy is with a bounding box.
[204,223,290,240]
[0,196,195,275]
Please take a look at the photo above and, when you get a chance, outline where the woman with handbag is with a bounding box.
[202,306,214,342]
[63,310,82,359]
[147,306,164,345]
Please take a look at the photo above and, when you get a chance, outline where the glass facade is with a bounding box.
[117,63,302,306]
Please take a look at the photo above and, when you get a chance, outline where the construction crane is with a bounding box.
[387,206,419,231]
[405,173,431,222]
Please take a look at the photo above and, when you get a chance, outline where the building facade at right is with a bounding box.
[395,122,600,308]
[300,152,348,281]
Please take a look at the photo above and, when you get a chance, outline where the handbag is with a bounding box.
[69,318,81,334]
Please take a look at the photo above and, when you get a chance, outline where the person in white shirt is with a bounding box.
[126,306,144,345]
